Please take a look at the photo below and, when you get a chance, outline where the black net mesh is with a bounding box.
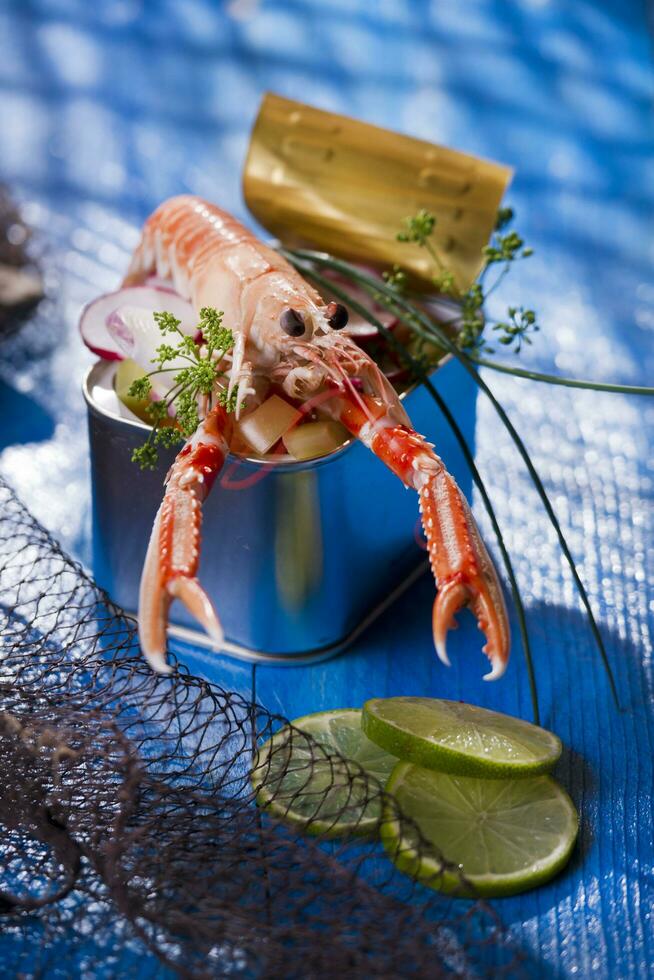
[0,476,524,977]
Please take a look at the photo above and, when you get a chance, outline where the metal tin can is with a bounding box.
[84,358,477,665]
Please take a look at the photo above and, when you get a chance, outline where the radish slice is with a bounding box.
[107,304,194,380]
[79,286,196,365]
[319,268,398,340]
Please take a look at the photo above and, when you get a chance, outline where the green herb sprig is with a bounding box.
[129,307,235,470]
[492,306,539,353]
[396,207,536,355]
[390,206,654,395]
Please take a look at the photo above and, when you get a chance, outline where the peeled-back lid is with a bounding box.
[243,93,512,292]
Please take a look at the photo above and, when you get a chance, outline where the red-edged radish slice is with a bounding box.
[79,286,196,364]
[319,268,398,340]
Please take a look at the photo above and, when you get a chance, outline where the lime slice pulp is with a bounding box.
[251,708,398,838]
[363,697,562,778]
[383,762,578,897]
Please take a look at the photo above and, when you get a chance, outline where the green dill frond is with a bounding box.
[131,441,159,470]
[432,269,457,297]
[145,400,169,424]
[175,389,201,438]
[129,306,237,469]
[390,205,536,355]
[382,264,407,292]
[154,426,184,449]
[495,206,514,231]
[153,310,182,335]
[493,307,539,352]
[193,359,218,396]
[153,343,179,367]
[127,376,152,400]
[483,230,526,265]
[217,387,239,413]
[396,209,436,246]
[198,307,233,353]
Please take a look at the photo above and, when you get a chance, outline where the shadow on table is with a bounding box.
[298,567,643,731]
[0,377,54,449]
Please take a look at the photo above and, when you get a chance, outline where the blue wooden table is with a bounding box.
[1,1,653,976]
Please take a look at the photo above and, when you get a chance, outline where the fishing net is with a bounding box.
[0,475,524,978]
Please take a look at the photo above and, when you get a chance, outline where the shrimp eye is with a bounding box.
[280,308,306,336]
[326,302,349,330]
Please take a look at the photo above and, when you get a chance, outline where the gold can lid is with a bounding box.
[243,93,512,292]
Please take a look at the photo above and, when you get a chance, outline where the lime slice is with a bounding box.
[251,708,398,838]
[383,763,578,897]
[363,697,562,778]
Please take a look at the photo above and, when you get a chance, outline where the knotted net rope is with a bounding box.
[0,477,523,977]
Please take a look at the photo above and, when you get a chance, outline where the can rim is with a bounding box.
[82,356,447,473]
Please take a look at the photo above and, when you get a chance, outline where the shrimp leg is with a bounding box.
[337,391,510,679]
[138,405,233,672]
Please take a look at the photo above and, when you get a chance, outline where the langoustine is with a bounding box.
[123,195,510,679]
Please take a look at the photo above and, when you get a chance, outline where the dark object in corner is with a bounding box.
[0,186,43,338]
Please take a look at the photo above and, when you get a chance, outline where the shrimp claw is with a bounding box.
[338,390,510,679]
[138,405,232,673]
[419,472,510,680]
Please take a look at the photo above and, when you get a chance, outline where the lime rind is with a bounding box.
[363,697,562,778]
[251,708,397,838]
[382,762,578,898]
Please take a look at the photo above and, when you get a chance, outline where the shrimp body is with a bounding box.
[126,196,331,404]
[124,196,510,680]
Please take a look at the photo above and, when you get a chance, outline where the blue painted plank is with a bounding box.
[0,0,652,977]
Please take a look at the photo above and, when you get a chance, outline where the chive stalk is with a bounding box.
[285,248,620,707]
